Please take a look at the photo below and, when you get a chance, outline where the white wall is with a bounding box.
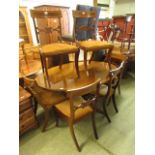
[114,0,135,16]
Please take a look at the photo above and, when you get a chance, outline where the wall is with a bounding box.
[114,0,135,16]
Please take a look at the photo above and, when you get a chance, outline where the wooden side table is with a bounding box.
[19,86,38,135]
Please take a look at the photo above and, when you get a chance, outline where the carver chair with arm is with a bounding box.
[98,60,125,122]
[54,79,101,152]
[24,76,66,132]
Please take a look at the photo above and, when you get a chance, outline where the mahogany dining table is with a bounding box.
[35,61,116,91]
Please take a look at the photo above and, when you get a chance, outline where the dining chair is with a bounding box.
[54,79,100,152]
[98,61,125,122]
[30,9,80,80]
[23,76,67,132]
[62,5,101,42]
[72,10,114,70]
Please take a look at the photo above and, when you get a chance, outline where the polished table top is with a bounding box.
[35,61,116,91]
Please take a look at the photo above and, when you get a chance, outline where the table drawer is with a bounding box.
[19,98,31,112]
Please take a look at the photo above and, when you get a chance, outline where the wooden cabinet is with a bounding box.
[19,86,37,135]
[34,5,70,44]
[19,7,33,44]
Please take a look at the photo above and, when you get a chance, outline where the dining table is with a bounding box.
[35,61,116,92]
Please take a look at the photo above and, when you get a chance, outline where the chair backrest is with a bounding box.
[75,5,101,41]
[30,9,70,68]
[24,76,66,108]
[30,9,62,44]
[109,61,125,89]
[103,61,125,97]
[72,9,98,41]
[66,79,101,118]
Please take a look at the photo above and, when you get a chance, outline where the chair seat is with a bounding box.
[55,96,93,121]
[41,43,78,56]
[78,40,113,51]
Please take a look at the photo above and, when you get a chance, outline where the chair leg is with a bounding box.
[118,83,121,95]
[91,112,98,139]
[112,93,118,113]
[103,100,111,123]
[89,52,95,64]
[75,49,80,78]
[33,98,38,115]
[53,109,59,127]
[68,121,81,152]
[84,51,88,71]
[42,109,49,132]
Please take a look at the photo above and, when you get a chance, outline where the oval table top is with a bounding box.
[35,61,116,91]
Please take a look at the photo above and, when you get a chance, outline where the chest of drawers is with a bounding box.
[19,86,38,135]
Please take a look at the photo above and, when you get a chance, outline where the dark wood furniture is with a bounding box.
[98,61,125,122]
[23,77,66,132]
[19,86,38,135]
[72,10,114,70]
[30,9,80,83]
[34,5,70,44]
[54,79,100,152]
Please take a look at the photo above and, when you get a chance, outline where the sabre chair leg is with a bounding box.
[75,49,80,78]
[91,112,98,139]
[89,52,95,64]
[59,55,64,69]
[42,109,49,132]
[53,109,59,127]
[84,51,88,71]
[103,101,111,123]
[68,121,81,152]
[33,98,38,115]
[112,93,118,113]
[118,83,121,95]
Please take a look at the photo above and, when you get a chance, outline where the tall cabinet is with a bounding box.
[34,5,70,45]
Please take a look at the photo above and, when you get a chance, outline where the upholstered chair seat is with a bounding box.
[41,43,78,56]
[79,40,113,52]
[55,96,93,121]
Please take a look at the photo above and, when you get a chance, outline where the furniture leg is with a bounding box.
[33,97,38,115]
[68,121,81,152]
[54,109,59,127]
[118,83,121,95]
[84,51,88,71]
[75,49,80,78]
[112,92,118,113]
[103,100,111,123]
[91,112,98,139]
[89,52,95,64]
[42,109,49,132]
[59,55,64,69]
